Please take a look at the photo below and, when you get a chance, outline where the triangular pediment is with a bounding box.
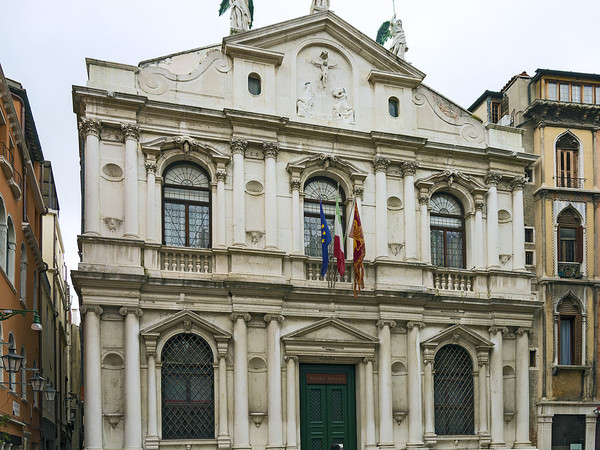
[141,310,231,341]
[415,170,487,195]
[223,11,425,83]
[283,318,378,344]
[421,324,493,350]
[287,153,368,182]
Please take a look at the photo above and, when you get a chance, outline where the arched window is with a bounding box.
[557,296,582,365]
[33,270,38,312]
[430,193,465,268]
[557,208,583,264]
[0,196,6,273]
[32,360,38,407]
[303,178,345,257]
[388,97,399,118]
[6,216,15,283]
[434,344,474,435]
[556,133,580,188]
[19,244,27,303]
[161,333,214,440]
[20,346,26,400]
[8,333,15,392]
[163,163,211,248]
[248,73,261,96]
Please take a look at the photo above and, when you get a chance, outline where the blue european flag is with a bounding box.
[319,198,332,277]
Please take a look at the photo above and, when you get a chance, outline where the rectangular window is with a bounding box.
[559,227,577,262]
[559,317,574,365]
[490,101,500,124]
[552,415,586,449]
[525,250,535,266]
[571,85,581,103]
[556,148,578,185]
[560,84,570,101]
[584,85,594,103]
[525,168,534,183]
[548,82,558,100]
[596,87,600,104]
[529,350,536,368]
[524,227,534,244]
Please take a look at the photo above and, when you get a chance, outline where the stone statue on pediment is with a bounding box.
[389,15,408,59]
[310,0,330,13]
[297,82,315,117]
[311,51,338,89]
[332,87,354,123]
[230,0,251,32]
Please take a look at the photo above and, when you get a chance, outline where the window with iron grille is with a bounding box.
[434,345,474,435]
[163,163,211,248]
[161,333,215,440]
[430,193,465,269]
[557,208,583,263]
[303,178,345,257]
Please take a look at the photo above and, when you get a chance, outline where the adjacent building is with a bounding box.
[470,69,600,449]
[73,6,540,450]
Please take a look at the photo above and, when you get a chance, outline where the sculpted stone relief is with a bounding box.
[296,47,354,123]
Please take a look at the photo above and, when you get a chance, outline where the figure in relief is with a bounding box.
[297,82,315,117]
[311,51,338,89]
[332,87,354,123]
[310,0,330,13]
[389,16,408,59]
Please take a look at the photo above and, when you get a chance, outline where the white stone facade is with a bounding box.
[72,11,540,450]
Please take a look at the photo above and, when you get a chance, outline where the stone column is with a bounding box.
[585,415,597,450]
[423,349,435,441]
[232,313,251,450]
[231,139,247,246]
[489,326,507,448]
[264,143,279,249]
[81,305,103,449]
[514,328,531,447]
[419,193,430,264]
[146,352,159,449]
[145,159,157,242]
[402,162,419,261]
[364,357,377,450]
[120,307,143,449]
[285,356,298,450]
[216,169,227,247]
[537,415,553,450]
[477,353,489,438]
[265,315,284,450]
[486,172,502,269]
[474,199,485,269]
[511,177,527,271]
[122,124,140,238]
[377,320,396,450]
[291,179,302,254]
[407,322,425,448]
[79,119,102,236]
[374,157,390,259]
[218,353,231,449]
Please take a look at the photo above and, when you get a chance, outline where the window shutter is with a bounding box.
[557,224,562,261]
[575,226,583,263]
[574,313,582,365]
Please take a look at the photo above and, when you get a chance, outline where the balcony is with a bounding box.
[556,176,585,189]
[0,142,13,178]
[432,268,475,293]
[8,168,22,199]
[305,258,351,285]
[160,247,212,274]
[558,261,582,279]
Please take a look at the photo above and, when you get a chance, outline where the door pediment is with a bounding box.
[421,324,493,351]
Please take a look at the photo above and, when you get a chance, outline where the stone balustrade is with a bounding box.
[305,259,351,283]
[160,247,212,273]
[432,269,475,292]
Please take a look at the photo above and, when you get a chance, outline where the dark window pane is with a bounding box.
[189,205,210,248]
[248,74,261,95]
[446,231,464,268]
[388,98,399,117]
[164,203,186,247]
[431,230,444,266]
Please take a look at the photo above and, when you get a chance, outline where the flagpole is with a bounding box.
[392,0,396,16]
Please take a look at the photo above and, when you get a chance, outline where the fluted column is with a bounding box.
[423,349,435,441]
[122,124,140,238]
[232,139,247,246]
[216,169,227,247]
[264,143,279,249]
[486,172,502,269]
[285,356,298,450]
[419,193,430,263]
[374,157,389,259]
[407,322,425,448]
[474,199,485,269]
[120,307,143,449]
[265,314,284,450]
[218,353,231,448]
[364,357,376,450]
[377,320,396,449]
[489,326,507,448]
[79,119,102,235]
[514,328,531,447]
[146,352,159,448]
[477,353,489,437]
[232,313,251,450]
[511,177,527,271]
[402,162,419,261]
[145,159,157,242]
[291,179,302,254]
[81,305,103,449]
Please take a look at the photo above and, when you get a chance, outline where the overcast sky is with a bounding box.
[1,0,599,302]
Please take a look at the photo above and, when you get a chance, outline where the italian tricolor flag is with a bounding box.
[334,198,345,277]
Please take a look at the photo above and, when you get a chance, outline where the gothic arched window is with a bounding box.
[163,163,211,248]
[6,216,15,283]
[434,344,474,435]
[557,296,582,365]
[161,333,215,440]
[556,133,580,188]
[303,178,345,257]
[557,208,583,264]
[430,193,465,268]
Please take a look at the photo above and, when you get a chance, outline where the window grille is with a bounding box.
[430,194,465,268]
[434,345,474,435]
[161,333,215,440]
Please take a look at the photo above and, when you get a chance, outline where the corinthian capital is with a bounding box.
[485,172,502,186]
[511,176,527,190]
[230,138,248,155]
[262,142,279,160]
[216,169,227,182]
[145,160,157,175]
[78,118,101,138]
[373,156,390,173]
[121,123,140,141]
[401,161,419,176]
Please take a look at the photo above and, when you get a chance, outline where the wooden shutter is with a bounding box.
[574,313,582,365]
[575,226,583,262]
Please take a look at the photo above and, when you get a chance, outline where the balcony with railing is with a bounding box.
[0,141,14,178]
[556,176,585,189]
[8,168,22,199]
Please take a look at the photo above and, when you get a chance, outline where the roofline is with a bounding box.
[7,80,44,162]
[468,90,502,112]
[532,68,600,83]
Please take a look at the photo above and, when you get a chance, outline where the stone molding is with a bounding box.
[231,138,248,155]
[79,118,101,138]
[121,123,140,141]
[80,305,103,315]
[119,307,143,317]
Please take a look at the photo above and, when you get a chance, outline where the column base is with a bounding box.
[145,435,160,450]
[513,442,536,449]
[406,442,426,449]
[377,442,395,450]
[218,436,232,450]
[286,446,299,450]
[232,446,251,450]
[266,445,285,450]
[489,441,507,449]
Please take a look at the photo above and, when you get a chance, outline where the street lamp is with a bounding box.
[0,309,43,331]
[1,346,24,374]
[29,372,46,393]
[44,385,57,402]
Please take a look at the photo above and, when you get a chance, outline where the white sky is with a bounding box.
[1,0,599,298]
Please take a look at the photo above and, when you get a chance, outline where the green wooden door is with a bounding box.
[300,365,356,450]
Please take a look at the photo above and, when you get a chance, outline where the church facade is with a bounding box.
[72,8,539,450]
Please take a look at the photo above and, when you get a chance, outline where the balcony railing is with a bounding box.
[556,176,585,188]
[0,142,14,178]
[433,269,475,292]
[305,259,351,284]
[160,247,212,273]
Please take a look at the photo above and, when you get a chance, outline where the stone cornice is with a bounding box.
[223,43,285,66]
[367,69,423,88]
[525,99,600,128]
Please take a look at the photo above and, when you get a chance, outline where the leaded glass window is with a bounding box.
[161,333,215,440]
[163,163,211,248]
[303,178,345,257]
[434,345,474,435]
[430,193,465,268]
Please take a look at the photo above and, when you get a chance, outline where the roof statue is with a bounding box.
[310,0,330,14]
[389,15,408,59]
[219,0,254,34]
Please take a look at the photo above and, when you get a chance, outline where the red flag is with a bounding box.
[334,198,345,277]
[350,202,365,297]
